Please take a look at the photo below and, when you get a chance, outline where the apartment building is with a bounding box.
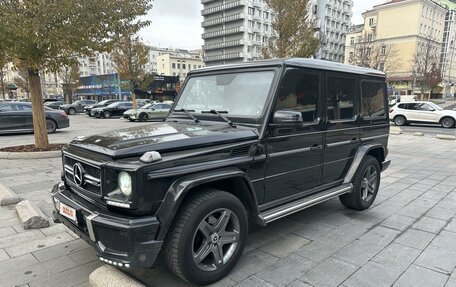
[310,0,353,62]
[344,0,448,95]
[78,52,115,76]
[201,0,274,66]
[157,53,204,79]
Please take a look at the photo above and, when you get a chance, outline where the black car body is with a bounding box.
[60,100,97,115]
[0,102,69,134]
[44,101,65,110]
[51,59,390,285]
[95,101,133,118]
[84,99,120,116]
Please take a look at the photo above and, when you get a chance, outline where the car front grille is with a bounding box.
[63,155,101,196]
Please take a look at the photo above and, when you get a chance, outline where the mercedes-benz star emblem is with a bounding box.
[73,163,85,187]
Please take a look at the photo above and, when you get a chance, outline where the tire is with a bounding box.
[139,113,149,122]
[103,111,111,119]
[394,115,406,126]
[164,189,248,285]
[441,117,455,128]
[68,108,76,115]
[46,119,57,134]
[339,155,381,210]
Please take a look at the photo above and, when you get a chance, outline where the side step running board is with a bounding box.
[258,183,353,225]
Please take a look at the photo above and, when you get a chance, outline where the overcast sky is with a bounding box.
[139,0,388,50]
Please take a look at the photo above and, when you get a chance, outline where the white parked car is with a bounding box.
[389,101,456,128]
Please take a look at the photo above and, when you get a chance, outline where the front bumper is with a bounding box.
[50,182,163,268]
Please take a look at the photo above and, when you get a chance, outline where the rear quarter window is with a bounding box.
[361,81,386,118]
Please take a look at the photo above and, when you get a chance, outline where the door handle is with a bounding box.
[350,138,359,143]
[310,144,323,151]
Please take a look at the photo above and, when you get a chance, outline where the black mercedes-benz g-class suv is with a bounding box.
[50,58,390,285]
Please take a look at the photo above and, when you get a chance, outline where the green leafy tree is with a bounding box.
[262,0,320,59]
[111,33,149,109]
[0,0,153,148]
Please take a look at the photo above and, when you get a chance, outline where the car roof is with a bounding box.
[190,58,386,77]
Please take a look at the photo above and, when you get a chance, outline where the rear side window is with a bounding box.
[361,81,386,118]
[327,76,356,121]
[398,104,406,109]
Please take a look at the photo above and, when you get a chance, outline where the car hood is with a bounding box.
[68,121,259,159]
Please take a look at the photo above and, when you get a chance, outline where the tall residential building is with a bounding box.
[309,0,353,62]
[344,0,448,95]
[201,0,274,66]
[438,0,456,93]
[78,52,115,76]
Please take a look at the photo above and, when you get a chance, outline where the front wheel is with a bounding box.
[339,156,380,210]
[164,189,248,285]
[441,117,455,128]
[68,108,76,115]
[103,111,111,119]
[139,113,149,122]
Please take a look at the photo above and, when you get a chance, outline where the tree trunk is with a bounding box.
[28,68,49,148]
[0,72,5,100]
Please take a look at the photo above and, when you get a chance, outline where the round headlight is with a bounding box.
[118,171,132,198]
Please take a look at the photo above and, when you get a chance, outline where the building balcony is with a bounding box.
[204,52,244,62]
[202,26,245,39]
[202,1,243,16]
[203,39,244,51]
[202,0,218,3]
[202,13,245,27]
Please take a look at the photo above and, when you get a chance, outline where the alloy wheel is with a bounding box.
[46,119,56,133]
[442,118,454,128]
[361,165,378,201]
[192,208,240,272]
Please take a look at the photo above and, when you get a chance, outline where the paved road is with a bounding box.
[0,118,456,286]
[394,123,456,136]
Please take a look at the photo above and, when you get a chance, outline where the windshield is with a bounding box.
[142,103,153,109]
[174,71,275,117]
[106,102,118,108]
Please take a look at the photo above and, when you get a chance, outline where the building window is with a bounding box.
[367,33,373,42]
[248,20,254,28]
[379,62,385,71]
[183,64,186,69]
[248,7,254,15]
[263,11,269,19]
[263,24,269,31]
[381,45,386,55]
[350,37,354,45]
[172,63,176,69]
[369,18,374,26]
[177,63,180,69]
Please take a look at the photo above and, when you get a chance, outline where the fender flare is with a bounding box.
[343,144,387,184]
[155,167,259,241]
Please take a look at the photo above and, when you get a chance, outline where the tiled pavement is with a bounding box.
[0,120,456,286]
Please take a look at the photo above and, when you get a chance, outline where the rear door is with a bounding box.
[17,103,34,130]
[321,72,360,184]
[150,104,171,119]
[359,79,389,147]
[264,68,324,202]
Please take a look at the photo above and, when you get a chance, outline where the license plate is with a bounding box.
[59,202,77,223]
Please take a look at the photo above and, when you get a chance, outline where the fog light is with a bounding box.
[124,264,130,268]
[53,198,60,210]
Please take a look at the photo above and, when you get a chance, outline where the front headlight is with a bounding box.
[118,171,132,198]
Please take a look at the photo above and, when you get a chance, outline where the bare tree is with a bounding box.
[411,38,441,100]
[60,64,80,104]
[0,51,8,100]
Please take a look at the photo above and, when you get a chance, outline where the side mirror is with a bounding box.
[272,110,303,125]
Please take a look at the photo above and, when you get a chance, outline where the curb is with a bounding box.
[0,181,21,206]
[0,150,61,159]
[15,200,50,229]
[89,265,145,287]
[436,134,456,140]
[413,132,424,136]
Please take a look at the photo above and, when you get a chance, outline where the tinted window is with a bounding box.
[0,104,12,111]
[361,81,386,118]
[274,69,319,123]
[154,104,163,109]
[327,76,356,121]
[398,104,406,109]
[162,104,171,109]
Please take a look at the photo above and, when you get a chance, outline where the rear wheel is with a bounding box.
[139,113,149,122]
[164,189,248,285]
[441,117,455,128]
[103,111,111,119]
[68,108,76,115]
[46,119,57,134]
[340,155,380,210]
[394,115,406,126]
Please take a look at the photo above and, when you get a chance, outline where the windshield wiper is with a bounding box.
[201,110,236,128]
[173,109,200,123]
